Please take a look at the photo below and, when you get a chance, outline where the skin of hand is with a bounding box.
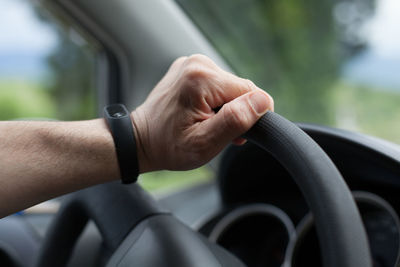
[132,54,274,173]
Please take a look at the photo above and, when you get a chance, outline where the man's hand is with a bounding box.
[132,54,274,173]
[0,54,273,217]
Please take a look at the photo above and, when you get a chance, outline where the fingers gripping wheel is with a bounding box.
[243,111,372,267]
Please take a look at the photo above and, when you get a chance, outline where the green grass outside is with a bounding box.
[138,166,213,193]
[0,79,56,120]
[333,81,400,144]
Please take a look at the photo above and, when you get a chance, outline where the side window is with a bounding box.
[0,0,96,121]
[0,0,211,194]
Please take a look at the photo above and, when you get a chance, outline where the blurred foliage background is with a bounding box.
[43,26,96,121]
[0,3,96,121]
[1,0,399,142]
[177,0,400,144]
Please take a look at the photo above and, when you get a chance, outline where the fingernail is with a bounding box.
[249,91,270,115]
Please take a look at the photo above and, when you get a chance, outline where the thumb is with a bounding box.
[202,90,273,146]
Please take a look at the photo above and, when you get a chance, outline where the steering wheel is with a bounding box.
[35,111,372,267]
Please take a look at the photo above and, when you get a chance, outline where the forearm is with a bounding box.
[0,119,119,217]
[0,55,273,219]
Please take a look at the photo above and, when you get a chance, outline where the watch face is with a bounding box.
[106,104,128,118]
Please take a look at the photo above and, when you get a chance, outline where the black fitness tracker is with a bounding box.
[103,104,139,184]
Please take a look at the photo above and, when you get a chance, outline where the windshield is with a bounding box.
[176,0,400,144]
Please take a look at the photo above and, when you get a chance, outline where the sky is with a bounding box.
[0,0,57,56]
[0,0,57,79]
[367,0,400,60]
[343,0,400,89]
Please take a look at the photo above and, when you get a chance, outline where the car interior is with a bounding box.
[1,0,400,266]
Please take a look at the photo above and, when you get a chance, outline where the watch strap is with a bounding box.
[103,104,139,184]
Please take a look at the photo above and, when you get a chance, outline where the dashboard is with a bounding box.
[197,123,400,267]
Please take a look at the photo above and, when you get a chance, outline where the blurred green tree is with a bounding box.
[177,0,375,124]
[33,5,97,121]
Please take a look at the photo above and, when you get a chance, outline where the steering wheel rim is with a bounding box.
[35,111,372,267]
[242,111,372,267]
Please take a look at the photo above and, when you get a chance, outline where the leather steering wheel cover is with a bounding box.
[242,111,372,267]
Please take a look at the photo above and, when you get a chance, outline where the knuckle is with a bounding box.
[167,56,188,74]
[224,104,249,133]
[180,66,215,94]
[243,79,257,91]
[186,54,210,65]
[182,65,208,81]
[175,56,188,63]
[173,56,188,66]
[180,70,204,97]
[266,93,274,109]
[180,54,216,85]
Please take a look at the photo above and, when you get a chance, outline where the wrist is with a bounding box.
[130,108,152,174]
